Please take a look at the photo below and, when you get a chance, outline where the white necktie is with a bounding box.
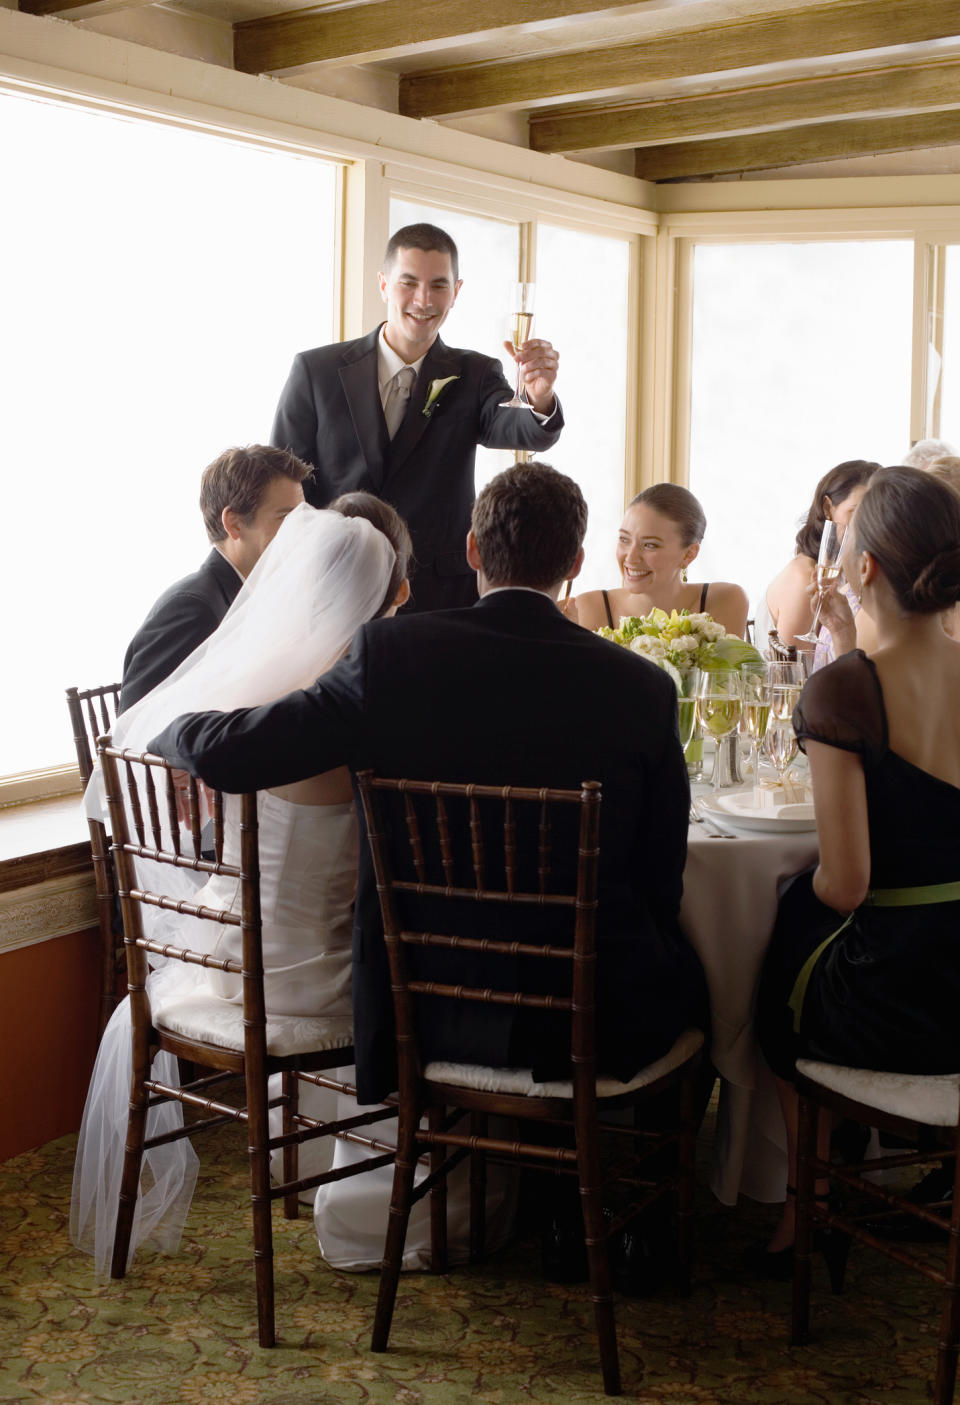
[384,366,416,439]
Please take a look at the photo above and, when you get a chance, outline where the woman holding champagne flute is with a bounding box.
[750,468,960,1274]
[757,460,880,652]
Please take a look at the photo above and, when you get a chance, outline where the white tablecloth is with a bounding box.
[680,816,818,1205]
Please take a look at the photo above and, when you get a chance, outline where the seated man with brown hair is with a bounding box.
[119,444,310,712]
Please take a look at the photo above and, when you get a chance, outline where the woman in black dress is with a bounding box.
[754,466,960,1260]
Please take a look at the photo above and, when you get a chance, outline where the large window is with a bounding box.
[687,240,913,619]
[938,246,960,448]
[1,91,338,779]
[389,197,631,592]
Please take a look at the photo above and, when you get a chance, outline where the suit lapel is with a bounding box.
[339,328,389,489]
[386,340,463,479]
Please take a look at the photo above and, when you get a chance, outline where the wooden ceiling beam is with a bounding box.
[20,0,152,14]
[400,0,960,118]
[234,0,660,76]
[530,56,960,152]
[632,108,960,180]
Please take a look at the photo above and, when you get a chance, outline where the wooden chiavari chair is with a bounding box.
[793,1061,960,1404]
[357,772,704,1397]
[100,740,397,1348]
[66,683,124,1034]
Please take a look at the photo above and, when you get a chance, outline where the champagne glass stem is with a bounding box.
[752,737,761,808]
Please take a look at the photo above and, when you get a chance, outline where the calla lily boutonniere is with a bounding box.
[422,375,459,419]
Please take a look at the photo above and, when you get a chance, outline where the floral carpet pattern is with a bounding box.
[0,1125,943,1405]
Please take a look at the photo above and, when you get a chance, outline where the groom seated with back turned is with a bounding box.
[150,462,707,1105]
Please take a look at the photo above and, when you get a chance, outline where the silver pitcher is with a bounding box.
[710,733,743,789]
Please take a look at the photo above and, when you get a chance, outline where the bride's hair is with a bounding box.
[854,466,960,615]
[329,492,412,617]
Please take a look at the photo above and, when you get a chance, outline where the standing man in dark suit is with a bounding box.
[151,462,706,1105]
[270,223,564,613]
[119,445,309,712]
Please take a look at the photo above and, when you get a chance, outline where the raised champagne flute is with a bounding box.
[696,669,742,797]
[739,663,772,806]
[499,282,536,409]
[795,520,845,644]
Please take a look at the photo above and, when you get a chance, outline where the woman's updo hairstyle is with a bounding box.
[794,460,881,559]
[629,483,706,547]
[853,467,960,615]
[328,491,413,617]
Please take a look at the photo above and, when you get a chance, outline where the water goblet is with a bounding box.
[795,520,845,644]
[696,669,742,797]
[499,282,536,409]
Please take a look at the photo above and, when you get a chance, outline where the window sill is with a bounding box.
[0,792,91,879]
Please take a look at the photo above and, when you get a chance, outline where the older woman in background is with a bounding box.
[568,483,749,637]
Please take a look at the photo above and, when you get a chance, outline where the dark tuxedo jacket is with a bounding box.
[119,549,242,714]
[151,590,705,1102]
[270,327,564,611]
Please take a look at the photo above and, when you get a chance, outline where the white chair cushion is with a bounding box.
[797,1059,960,1127]
[153,990,353,1058]
[424,1027,704,1100]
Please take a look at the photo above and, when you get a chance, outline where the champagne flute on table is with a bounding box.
[739,663,772,806]
[696,670,742,798]
[765,660,803,793]
[499,282,536,409]
[795,520,845,644]
[677,666,700,752]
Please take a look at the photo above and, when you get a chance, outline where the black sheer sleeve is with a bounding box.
[792,649,887,766]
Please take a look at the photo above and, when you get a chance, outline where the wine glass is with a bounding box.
[769,660,803,725]
[739,663,772,806]
[763,719,800,788]
[795,520,845,644]
[499,282,536,409]
[696,670,742,797]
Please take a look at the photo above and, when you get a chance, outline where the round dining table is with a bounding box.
[680,795,818,1205]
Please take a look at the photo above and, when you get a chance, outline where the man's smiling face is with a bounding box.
[378,246,462,363]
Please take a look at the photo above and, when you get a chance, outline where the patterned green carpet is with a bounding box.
[0,1122,944,1405]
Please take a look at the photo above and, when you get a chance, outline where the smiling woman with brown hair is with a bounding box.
[568,483,749,637]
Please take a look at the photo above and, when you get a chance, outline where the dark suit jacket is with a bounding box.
[119,549,242,713]
[270,327,564,611]
[151,590,706,1103]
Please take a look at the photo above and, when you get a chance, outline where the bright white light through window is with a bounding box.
[1,91,337,776]
[688,241,913,622]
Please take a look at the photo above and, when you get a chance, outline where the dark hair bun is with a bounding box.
[910,547,960,612]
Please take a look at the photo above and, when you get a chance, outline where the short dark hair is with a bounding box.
[628,483,706,547]
[200,445,311,544]
[471,462,587,590]
[328,491,413,617]
[795,460,881,559]
[854,466,960,615]
[383,223,459,282]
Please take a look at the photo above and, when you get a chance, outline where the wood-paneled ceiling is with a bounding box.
[22,0,960,181]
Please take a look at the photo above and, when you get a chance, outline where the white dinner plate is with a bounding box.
[705,789,817,833]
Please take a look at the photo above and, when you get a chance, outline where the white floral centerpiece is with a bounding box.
[598,608,764,769]
[597,607,762,677]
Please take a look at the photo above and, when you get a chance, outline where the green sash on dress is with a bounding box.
[787,879,960,1034]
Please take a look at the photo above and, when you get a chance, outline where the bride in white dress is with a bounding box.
[70,500,404,1277]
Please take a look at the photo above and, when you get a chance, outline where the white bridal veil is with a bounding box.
[70,504,396,1278]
